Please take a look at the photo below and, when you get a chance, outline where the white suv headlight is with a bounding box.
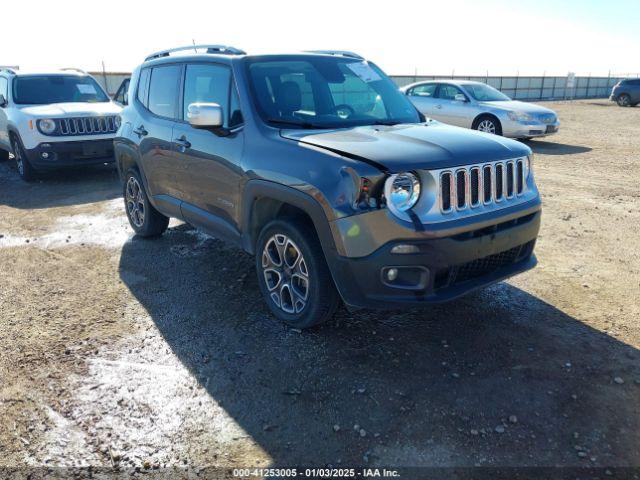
[38,118,57,134]
[385,172,421,214]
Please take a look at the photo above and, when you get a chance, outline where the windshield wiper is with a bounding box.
[266,118,323,129]
[369,120,403,126]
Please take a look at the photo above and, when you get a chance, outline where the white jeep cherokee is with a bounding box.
[0,68,122,181]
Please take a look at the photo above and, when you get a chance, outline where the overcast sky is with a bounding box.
[3,0,640,76]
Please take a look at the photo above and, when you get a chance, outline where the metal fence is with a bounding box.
[89,71,130,96]
[390,74,638,100]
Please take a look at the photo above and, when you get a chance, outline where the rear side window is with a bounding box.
[148,65,181,119]
[136,69,150,106]
[183,64,230,124]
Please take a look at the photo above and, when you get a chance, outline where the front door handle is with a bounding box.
[133,125,148,137]
[174,135,191,151]
[435,104,442,109]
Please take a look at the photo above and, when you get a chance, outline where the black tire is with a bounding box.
[10,135,37,182]
[0,149,9,162]
[123,168,169,237]
[473,115,503,136]
[617,94,631,107]
[255,219,340,328]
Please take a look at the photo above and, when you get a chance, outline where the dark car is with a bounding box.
[610,78,640,107]
[114,45,541,328]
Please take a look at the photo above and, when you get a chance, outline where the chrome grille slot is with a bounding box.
[506,161,514,198]
[482,165,492,203]
[470,167,480,206]
[54,116,118,136]
[516,160,524,194]
[495,163,504,200]
[440,172,453,212]
[438,158,527,215]
[455,170,467,209]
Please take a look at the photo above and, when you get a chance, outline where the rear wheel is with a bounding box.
[123,169,169,237]
[617,94,631,107]
[256,219,339,328]
[11,135,36,182]
[473,115,503,136]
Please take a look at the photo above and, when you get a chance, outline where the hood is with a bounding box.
[281,122,530,172]
[19,102,122,117]
[478,100,555,115]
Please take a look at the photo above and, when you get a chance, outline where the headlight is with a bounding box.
[386,172,421,214]
[38,118,57,134]
[508,111,533,123]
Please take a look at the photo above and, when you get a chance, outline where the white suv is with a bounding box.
[0,68,122,181]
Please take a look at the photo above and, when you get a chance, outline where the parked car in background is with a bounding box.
[401,80,559,140]
[610,78,640,107]
[0,68,121,181]
[114,45,541,328]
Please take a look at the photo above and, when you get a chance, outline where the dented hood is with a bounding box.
[281,121,530,172]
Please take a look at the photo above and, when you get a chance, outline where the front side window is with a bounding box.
[437,84,466,101]
[183,64,230,124]
[410,83,437,97]
[12,75,109,105]
[246,57,420,128]
[464,83,511,101]
[148,65,181,118]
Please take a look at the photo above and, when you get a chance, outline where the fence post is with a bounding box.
[552,76,557,99]
[514,71,519,99]
[540,72,545,100]
[586,74,591,99]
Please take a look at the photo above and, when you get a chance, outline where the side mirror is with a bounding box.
[187,102,223,129]
[0,94,7,108]
[454,93,467,102]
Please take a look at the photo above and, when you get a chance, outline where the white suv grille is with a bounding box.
[439,158,527,213]
[56,116,118,136]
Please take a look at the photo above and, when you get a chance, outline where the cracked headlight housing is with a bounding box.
[385,172,421,215]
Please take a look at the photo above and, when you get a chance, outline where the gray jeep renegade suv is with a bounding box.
[114,45,541,328]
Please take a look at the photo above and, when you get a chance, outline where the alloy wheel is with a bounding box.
[477,119,496,134]
[261,234,310,314]
[125,177,146,228]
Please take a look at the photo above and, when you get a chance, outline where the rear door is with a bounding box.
[171,62,245,242]
[434,83,472,127]
[136,64,184,215]
[405,83,438,117]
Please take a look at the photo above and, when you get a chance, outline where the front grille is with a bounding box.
[434,240,535,291]
[439,159,526,213]
[56,116,118,136]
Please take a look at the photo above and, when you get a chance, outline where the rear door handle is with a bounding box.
[174,135,191,151]
[133,125,148,137]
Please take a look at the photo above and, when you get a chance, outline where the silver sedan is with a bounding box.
[401,80,560,139]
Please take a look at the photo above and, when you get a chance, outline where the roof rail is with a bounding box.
[305,50,364,60]
[0,67,17,75]
[145,44,246,62]
[61,67,87,74]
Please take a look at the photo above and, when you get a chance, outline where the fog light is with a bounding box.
[391,244,420,254]
[387,268,399,281]
[41,152,49,159]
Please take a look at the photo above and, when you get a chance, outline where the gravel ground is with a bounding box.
[1,100,639,478]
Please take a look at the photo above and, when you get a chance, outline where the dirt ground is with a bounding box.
[1,99,639,478]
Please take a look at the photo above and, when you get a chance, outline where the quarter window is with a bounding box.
[137,69,150,106]
[0,77,7,99]
[183,64,230,125]
[148,65,181,119]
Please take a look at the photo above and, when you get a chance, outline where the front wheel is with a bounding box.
[11,135,36,182]
[256,219,340,328]
[617,94,631,107]
[473,115,503,136]
[123,169,169,237]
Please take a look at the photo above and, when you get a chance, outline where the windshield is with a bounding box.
[13,75,109,105]
[246,57,420,128]
[464,83,511,102]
